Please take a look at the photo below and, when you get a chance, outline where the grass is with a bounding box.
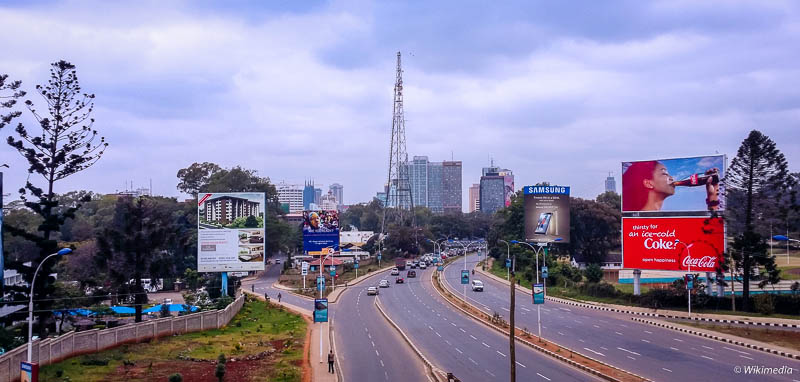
[679,321,800,351]
[41,298,306,382]
[779,265,800,281]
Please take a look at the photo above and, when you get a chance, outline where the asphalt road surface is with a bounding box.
[444,253,800,382]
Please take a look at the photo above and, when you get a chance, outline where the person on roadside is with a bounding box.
[328,350,335,373]
[277,292,282,302]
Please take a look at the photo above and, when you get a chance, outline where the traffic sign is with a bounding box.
[541,266,548,279]
[330,265,336,277]
[301,261,309,276]
[354,261,359,269]
[505,258,511,268]
[533,283,544,304]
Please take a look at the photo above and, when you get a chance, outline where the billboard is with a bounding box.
[303,210,340,255]
[621,155,725,213]
[502,172,514,208]
[197,192,266,272]
[524,185,570,243]
[313,299,328,323]
[622,217,725,272]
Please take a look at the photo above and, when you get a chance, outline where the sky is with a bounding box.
[1,0,799,210]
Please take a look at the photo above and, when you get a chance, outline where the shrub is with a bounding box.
[584,264,603,283]
[168,373,183,382]
[753,294,775,315]
[582,282,618,298]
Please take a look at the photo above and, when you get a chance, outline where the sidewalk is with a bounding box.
[474,260,800,326]
[244,290,337,382]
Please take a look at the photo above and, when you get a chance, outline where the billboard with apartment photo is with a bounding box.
[303,210,340,254]
[621,155,725,213]
[524,185,570,243]
[197,192,266,272]
[622,217,725,272]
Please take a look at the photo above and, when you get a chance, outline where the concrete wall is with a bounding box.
[0,296,244,382]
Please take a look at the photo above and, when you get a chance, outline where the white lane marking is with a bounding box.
[619,324,628,327]
[557,331,565,336]
[445,340,451,345]
[723,346,750,355]
[497,350,506,357]
[641,339,651,343]
[644,330,653,334]
[627,356,636,360]
[670,347,680,351]
[470,335,478,340]
[371,341,375,347]
[662,368,672,373]
[364,327,368,333]
[701,345,713,350]
[486,370,496,377]
[484,307,491,311]
[701,355,713,360]
[673,338,684,342]
[593,325,600,328]
[739,355,754,360]
[459,328,466,333]
[537,372,551,381]
[600,346,608,351]
[428,325,433,330]
[436,332,442,337]
[456,348,463,354]
[451,322,457,327]
[469,357,478,365]
[516,361,527,368]
[522,307,531,312]
[583,347,606,357]
[482,342,491,348]
[617,347,641,356]
[502,307,510,311]
[559,308,571,311]
[578,339,585,343]
[368,333,372,339]
[615,332,623,335]
[375,349,380,357]
[380,359,384,367]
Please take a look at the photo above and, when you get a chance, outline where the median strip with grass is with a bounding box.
[41,297,306,382]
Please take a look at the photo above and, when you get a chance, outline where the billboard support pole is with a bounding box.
[221,272,228,297]
[633,269,641,295]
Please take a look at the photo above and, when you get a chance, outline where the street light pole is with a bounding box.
[676,240,693,317]
[28,248,72,362]
[498,239,515,382]
[773,234,798,266]
[510,239,561,341]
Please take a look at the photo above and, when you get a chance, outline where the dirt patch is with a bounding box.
[110,358,274,381]
[679,321,800,351]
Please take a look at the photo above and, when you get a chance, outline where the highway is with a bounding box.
[443,253,800,382]
[378,265,603,382]
[243,258,427,381]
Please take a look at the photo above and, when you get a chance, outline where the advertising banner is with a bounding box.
[303,210,340,254]
[461,270,470,284]
[316,276,325,291]
[503,172,515,208]
[621,155,725,213]
[197,192,266,272]
[524,185,570,243]
[533,284,544,304]
[622,217,725,272]
[20,362,38,382]
[313,299,328,323]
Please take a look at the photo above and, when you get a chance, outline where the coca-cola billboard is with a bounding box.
[622,217,725,272]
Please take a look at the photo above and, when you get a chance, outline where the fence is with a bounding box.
[0,295,245,382]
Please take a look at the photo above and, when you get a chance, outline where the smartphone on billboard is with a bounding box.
[535,212,552,235]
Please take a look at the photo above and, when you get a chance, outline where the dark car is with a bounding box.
[395,277,404,284]
[407,270,417,278]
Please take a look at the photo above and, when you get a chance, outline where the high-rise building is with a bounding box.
[469,183,480,213]
[480,164,513,214]
[203,195,261,225]
[427,162,443,213]
[410,156,429,208]
[320,191,338,211]
[276,182,304,213]
[376,191,387,207]
[442,161,462,214]
[314,188,322,205]
[329,183,344,207]
[303,180,315,210]
[605,172,616,193]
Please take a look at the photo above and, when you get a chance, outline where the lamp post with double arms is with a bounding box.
[675,240,693,317]
[497,239,515,382]
[28,248,72,362]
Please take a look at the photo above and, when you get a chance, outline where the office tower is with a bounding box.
[277,182,304,213]
[410,156,429,208]
[329,183,344,207]
[469,183,480,213]
[605,172,616,193]
[442,161,462,214]
[303,180,315,210]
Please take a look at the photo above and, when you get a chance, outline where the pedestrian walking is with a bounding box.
[327,350,335,373]
[277,292,282,302]
[251,284,254,292]
[265,292,270,302]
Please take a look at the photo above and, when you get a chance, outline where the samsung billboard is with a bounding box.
[524,185,570,243]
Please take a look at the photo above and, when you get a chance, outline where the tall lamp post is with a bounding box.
[28,248,72,362]
[675,240,694,317]
[511,239,561,340]
[317,249,335,364]
[498,240,511,280]
[448,239,483,301]
[773,235,798,266]
[497,239,515,382]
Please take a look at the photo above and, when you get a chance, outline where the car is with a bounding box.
[407,270,417,278]
[440,254,448,260]
[164,298,173,305]
[275,259,281,264]
[395,277,404,284]
[367,287,379,295]
[391,268,400,276]
[379,279,390,288]
[471,280,484,292]
[419,263,427,269]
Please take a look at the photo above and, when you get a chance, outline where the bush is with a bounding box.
[168,373,183,382]
[581,282,618,298]
[584,264,603,283]
[753,294,775,315]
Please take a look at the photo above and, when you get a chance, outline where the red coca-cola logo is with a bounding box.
[643,238,677,250]
[682,255,716,269]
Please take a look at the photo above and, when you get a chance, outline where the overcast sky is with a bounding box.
[2,0,799,209]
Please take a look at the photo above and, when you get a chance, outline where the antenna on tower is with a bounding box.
[381,51,415,234]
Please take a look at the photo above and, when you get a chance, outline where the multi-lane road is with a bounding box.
[443,253,800,381]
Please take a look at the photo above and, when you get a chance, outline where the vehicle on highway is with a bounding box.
[391,268,400,276]
[275,259,281,264]
[406,260,413,268]
[396,258,407,270]
[379,279,390,288]
[395,277,404,284]
[367,286,379,295]
[407,270,417,278]
[471,280,484,291]
[440,254,448,260]
[419,262,427,269]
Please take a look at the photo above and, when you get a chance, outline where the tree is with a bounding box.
[0,73,25,131]
[569,197,620,265]
[596,191,621,211]
[3,61,107,339]
[176,162,221,198]
[584,264,603,283]
[95,196,176,322]
[727,130,797,311]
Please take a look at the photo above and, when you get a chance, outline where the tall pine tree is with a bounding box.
[727,130,797,311]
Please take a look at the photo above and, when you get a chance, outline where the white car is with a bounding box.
[419,263,427,269]
[471,280,484,292]
[379,279,390,288]
[391,268,400,276]
[367,287,379,295]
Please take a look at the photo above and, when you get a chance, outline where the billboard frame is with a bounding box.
[197,192,267,273]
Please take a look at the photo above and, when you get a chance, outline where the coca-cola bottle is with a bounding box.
[672,173,719,187]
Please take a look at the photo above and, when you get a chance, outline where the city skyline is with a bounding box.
[1,2,798,212]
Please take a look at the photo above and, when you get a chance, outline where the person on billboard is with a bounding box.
[623,161,720,211]
[308,212,321,230]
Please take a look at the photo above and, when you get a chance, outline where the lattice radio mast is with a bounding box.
[381,51,414,234]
